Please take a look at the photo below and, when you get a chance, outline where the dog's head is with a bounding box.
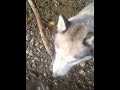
[53,15,94,77]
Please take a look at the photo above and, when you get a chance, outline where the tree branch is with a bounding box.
[27,0,54,57]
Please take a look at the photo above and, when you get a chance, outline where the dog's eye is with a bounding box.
[83,32,94,46]
[67,57,78,63]
[86,32,93,39]
[74,55,80,59]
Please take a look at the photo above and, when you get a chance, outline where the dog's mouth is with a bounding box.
[68,54,93,64]
[80,54,93,61]
[80,50,94,60]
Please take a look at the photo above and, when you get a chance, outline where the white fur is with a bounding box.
[53,46,92,77]
[57,15,66,32]
[53,2,94,77]
[53,46,71,76]
[53,53,71,77]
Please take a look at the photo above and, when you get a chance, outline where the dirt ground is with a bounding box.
[26,0,94,90]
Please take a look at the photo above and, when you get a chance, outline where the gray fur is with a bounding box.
[53,2,94,77]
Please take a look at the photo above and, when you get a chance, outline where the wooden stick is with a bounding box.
[27,0,53,57]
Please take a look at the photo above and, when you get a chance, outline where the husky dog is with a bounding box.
[53,2,94,77]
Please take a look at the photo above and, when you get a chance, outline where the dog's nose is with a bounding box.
[53,73,61,78]
[53,73,65,79]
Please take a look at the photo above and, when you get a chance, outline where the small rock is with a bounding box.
[40,45,43,49]
[30,38,34,46]
[80,62,86,68]
[54,82,58,86]
[79,70,84,74]
[36,87,40,90]
[26,63,31,70]
[29,52,33,56]
[30,31,34,35]
[31,38,34,42]
[29,72,37,79]
[41,58,43,61]
[35,42,39,46]
[27,55,30,58]
[43,73,47,77]
[45,65,48,68]
[33,48,37,52]
[32,64,36,68]
[37,48,41,52]
[46,86,50,90]
[31,60,35,63]
[45,60,47,62]
[78,80,81,83]
[54,0,59,7]
[88,81,91,84]
[34,57,39,61]
[49,66,53,72]
[49,21,55,26]
[26,50,29,54]
[26,76,29,80]
[26,34,31,41]
[88,70,91,73]
[82,85,86,89]
[37,59,40,62]
[30,50,32,53]
[83,72,86,76]
[26,61,29,64]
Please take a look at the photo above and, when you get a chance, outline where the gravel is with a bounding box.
[26,0,94,90]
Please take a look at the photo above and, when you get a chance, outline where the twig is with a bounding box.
[27,0,53,57]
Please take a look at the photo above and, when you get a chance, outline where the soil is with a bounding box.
[26,0,94,90]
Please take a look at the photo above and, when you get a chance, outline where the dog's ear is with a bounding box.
[57,15,71,32]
